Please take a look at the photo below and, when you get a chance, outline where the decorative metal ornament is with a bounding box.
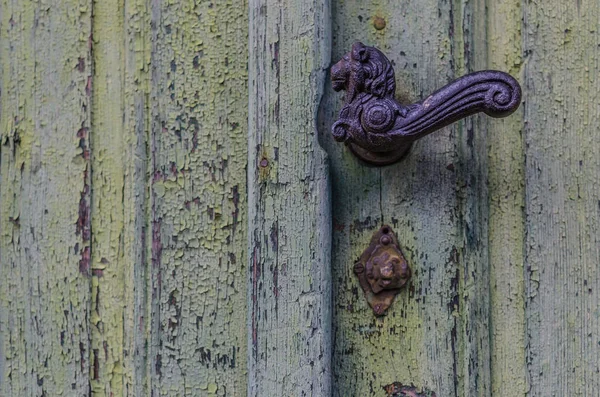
[331,42,522,165]
[354,226,411,316]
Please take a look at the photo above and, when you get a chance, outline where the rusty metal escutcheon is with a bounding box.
[354,225,411,315]
[331,42,522,166]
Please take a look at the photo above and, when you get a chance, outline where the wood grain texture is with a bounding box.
[487,1,527,395]
[0,1,93,395]
[247,0,332,395]
[121,1,153,394]
[451,2,492,395]
[3,1,600,396]
[148,0,249,396]
[89,0,151,394]
[524,1,600,395]
[90,0,128,392]
[319,0,492,395]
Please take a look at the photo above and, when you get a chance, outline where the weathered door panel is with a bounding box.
[248,0,332,395]
[320,1,491,395]
[0,1,251,396]
[487,1,527,395]
[523,1,600,395]
[0,2,93,395]
[148,1,249,396]
[2,1,600,396]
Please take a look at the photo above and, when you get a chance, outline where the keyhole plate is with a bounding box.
[353,225,411,316]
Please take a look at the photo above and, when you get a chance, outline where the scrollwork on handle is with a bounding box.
[331,42,522,165]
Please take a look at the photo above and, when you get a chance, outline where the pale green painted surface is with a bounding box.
[487,1,527,395]
[0,1,93,395]
[523,1,600,395]
[320,0,600,396]
[320,1,492,395]
[89,0,151,394]
[0,0,249,396]
[247,0,332,395]
[1,1,600,396]
[148,1,249,396]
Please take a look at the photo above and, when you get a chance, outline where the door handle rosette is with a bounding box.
[331,42,522,165]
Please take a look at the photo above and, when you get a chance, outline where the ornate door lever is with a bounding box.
[331,42,522,165]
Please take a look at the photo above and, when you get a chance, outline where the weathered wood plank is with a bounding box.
[487,1,527,395]
[0,1,93,395]
[123,1,153,394]
[89,0,151,395]
[148,0,249,395]
[247,0,332,395]
[524,1,600,395]
[451,1,492,394]
[90,0,128,392]
[121,1,152,394]
[320,1,493,395]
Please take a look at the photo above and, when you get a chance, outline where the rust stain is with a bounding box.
[76,57,85,72]
[77,127,90,159]
[152,219,162,270]
[373,16,387,30]
[384,382,436,397]
[251,245,260,350]
[258,149,271,180]
[86,75,92,96]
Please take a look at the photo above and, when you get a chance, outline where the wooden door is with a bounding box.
[1,1,599,396]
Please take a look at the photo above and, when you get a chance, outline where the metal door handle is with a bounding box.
[331,42,522,165]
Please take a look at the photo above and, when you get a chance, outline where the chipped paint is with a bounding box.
[322,0,504,395]
[247,0,332,395]
[1,0,247,395]
[523,1,600,395]
[0,0,93,395]
[148,0,248,395]
[89,0,149,394]
[2,1,600,396]
[323,0,477,395]
[487,1,527,395]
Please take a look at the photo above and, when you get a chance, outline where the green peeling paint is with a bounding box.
[2,1,600,396]
[148,0,248,395]
[1,1,93,395]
